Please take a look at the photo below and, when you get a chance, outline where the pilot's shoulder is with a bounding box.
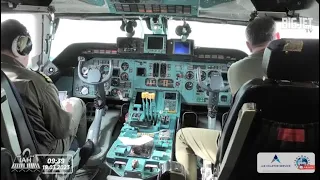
[34,71,53,83]
[23,70,55,93]
[229,56,253,70]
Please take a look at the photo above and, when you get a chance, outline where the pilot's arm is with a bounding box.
[41,83,72,139]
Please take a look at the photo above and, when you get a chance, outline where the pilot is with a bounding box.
[228,17,277,95]
[175,17,277,180]
[1,19,87,154]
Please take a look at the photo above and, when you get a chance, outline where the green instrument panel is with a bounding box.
[73,58,232,107]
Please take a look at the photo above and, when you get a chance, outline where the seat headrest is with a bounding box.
[262,39,319,82]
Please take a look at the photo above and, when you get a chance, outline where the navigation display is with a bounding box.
[147,37,164,49]
[174,41,190,55]
[144,34,167,54]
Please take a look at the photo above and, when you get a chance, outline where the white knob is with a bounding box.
[81,87,89,95]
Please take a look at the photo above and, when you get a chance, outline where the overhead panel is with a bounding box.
[106,0,200,16]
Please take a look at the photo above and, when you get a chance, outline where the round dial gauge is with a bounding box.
[121,62,129,71]
[111,78,120,86]
[185,82,193,90]
[81,86,89,95]
[111,88,118,96]
[185,71,194,80]
[120,72,129,81]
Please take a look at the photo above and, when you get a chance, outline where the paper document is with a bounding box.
[59,91,68,102]
[119,135,153,146]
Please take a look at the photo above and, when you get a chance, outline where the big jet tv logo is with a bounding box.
[281,17,313,33]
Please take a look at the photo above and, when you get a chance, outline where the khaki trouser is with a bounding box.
[60,97,87,151]
[176,103,257,180]
[175,128,220,180]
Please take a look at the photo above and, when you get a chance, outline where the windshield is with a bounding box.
[50,19,319,60]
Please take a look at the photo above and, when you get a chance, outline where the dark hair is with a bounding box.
[1,19,29,51]
[245,17,276,46]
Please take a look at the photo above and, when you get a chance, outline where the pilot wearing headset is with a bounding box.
[175,17,277,180]
[1,19,87,154]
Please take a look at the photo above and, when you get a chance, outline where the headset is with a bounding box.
[11,35,32,57]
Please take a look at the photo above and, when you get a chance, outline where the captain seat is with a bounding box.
[1,69,82,179]
[214,39,319,180]
[1,70,44,179]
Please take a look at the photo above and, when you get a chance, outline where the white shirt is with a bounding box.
[227,50,265,95]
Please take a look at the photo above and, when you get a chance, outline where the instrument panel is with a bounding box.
[73,58,232,106]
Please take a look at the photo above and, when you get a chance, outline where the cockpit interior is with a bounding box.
[1,0,319,180]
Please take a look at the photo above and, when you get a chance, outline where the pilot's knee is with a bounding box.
[176,129,183,139]
[176,128,189,144]
[67,97,86,112]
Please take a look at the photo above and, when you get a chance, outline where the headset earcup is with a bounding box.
[21,37,32,55]
[11,36,32,57]
[11,36,21,57]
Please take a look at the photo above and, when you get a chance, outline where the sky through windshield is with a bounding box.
[1,14,318,60]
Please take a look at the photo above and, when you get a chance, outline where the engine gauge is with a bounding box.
[121,62,129,71]
[111,78,120,87]
[185,71,194,80]
[185,82,193,90]
[81,67,89,75]
[145,78,157,87]
[120,72,129,81]
[111,88,118,96]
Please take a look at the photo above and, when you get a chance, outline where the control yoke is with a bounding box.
[195,67,229,92]
[195,67,230,129]
[77,56,113,152]
[78,56,113,85]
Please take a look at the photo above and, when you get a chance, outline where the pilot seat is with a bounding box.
[1,70,43,180]
[214,39,319,180]
[0,69,94,180]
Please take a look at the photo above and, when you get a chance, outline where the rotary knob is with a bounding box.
[81,86,89,95]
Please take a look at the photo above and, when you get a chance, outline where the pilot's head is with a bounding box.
[1,19,32,67]
[245,17,276,53]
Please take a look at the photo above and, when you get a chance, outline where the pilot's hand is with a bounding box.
[62,100,73,113]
